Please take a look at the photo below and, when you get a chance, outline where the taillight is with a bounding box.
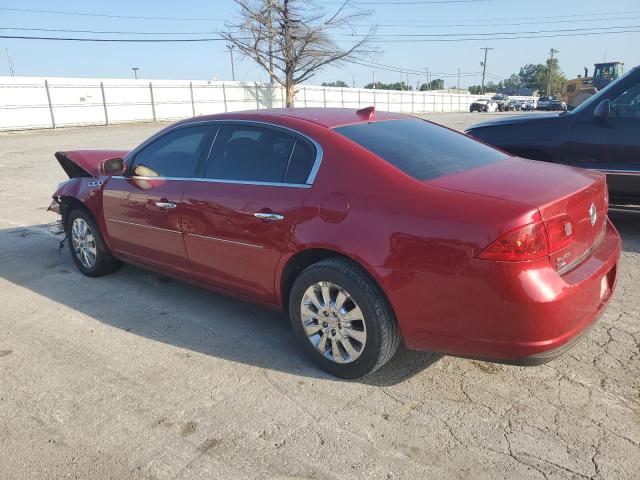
[544,215,574,252]
[477,222,549,261]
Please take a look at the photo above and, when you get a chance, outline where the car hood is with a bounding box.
[466,112,562,131]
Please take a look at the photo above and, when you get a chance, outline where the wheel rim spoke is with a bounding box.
[341,305,364,322]
[303,321,322,336]
[343,326,366,344]
[320,283,332,308]
[300,281,367,365]
[339,336,358,359]
[330,337,344,363]
[335,290,348,311]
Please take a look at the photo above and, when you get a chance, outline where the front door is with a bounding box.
[181,122,318,302]
[570,79,640,203]
[103,124,216,274]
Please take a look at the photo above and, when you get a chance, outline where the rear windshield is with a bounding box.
[334,119,509,181]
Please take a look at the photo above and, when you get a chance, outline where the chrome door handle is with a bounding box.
[155,201,177,209]
[254,212,284,221]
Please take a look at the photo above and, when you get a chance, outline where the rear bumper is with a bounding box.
[379,219,621,363]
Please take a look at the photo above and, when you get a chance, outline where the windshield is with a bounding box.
[571,68,635,114]
[334,119,509,181]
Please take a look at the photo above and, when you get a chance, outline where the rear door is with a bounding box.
[181,122,319,302]
[569,78,640,203]
[103,124,215,274]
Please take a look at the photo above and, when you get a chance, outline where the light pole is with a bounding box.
[132,67,139,80]
[227,44,236,81]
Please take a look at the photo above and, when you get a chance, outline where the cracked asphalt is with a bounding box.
[0,112,638,479]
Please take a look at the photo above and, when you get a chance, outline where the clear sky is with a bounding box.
[1,0,639,88]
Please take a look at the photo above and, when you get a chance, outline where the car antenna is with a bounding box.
[356,106,375,120]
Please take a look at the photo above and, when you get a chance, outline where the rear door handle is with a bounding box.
[155,201,177,209]
[254,212,284,221]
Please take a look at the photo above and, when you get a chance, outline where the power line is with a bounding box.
[0,7,223,21]
[0,35,230,42]
[2,23,637,40]
[2,27,638,43]
[370,15,640,29]
[364,28,640,42]
[356,24,640,37]
[363,10,640,23]
[0,27,223,36]
[332,0,491,3]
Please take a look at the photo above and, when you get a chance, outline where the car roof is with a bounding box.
[174,107,406,129]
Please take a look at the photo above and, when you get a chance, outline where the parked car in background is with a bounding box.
[537,96,567,111]
[48,107,620,378]
[470,98,497,112]
[522,100,536,111]
[491,94,510,111]
[505,100,522,111]
[466,65,640,205]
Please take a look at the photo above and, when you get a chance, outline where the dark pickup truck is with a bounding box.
[466,66,640,205]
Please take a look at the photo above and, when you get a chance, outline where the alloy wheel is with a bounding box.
[300,281,367,364]
[71,217,97,269]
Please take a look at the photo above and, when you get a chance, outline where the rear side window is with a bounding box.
[334,119,509,181]
[204,124,316,184]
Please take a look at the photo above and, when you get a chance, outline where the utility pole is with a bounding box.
[352,75,356,88]
[425,67,429,91]
[227,44,236,81]
[132,67,139,79]
[5,49,15,76]
[547,48,559,96]
[480,47,494,94]
[457,68,461,92]
[372,71,376,89]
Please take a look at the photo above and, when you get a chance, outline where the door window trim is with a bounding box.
[126,123,217,179]
[123,119,323,188]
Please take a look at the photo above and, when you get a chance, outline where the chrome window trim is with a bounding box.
[111,175,311,189]
[124,118,323,186]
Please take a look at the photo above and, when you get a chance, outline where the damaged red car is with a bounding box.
[49,107,621,378]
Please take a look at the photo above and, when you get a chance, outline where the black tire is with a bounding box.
[65,208,120,277]
[289,258,401,379]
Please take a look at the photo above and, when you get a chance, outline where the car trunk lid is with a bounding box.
[55,150,129,178]
[428,157,608,271]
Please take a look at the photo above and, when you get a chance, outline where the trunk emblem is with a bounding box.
[589,203,597,226]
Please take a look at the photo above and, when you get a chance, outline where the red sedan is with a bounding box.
[49,107,621,378]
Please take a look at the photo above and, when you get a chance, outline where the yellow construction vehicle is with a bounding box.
[559,61,624,109]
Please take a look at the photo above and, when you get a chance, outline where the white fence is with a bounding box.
[0,76,537,131]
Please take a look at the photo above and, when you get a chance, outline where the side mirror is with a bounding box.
[99,157,125,176]
[593,99,610,124]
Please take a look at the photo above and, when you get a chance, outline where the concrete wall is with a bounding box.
[0,76,537,131]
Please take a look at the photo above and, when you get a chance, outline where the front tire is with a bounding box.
[289,258,401,378]
[66,209,120,277]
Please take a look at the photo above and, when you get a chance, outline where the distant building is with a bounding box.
[498,87,538,96]
[446,87,469,94]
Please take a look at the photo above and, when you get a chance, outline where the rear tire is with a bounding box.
[66,209,120,277]
[289,258,401,379]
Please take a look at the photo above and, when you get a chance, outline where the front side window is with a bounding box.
[611,81,640,118]
[204,124,316,184]
[334,119,509,181]
[130,125,212,178]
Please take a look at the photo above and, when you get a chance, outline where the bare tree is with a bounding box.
[223,0,375,107]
